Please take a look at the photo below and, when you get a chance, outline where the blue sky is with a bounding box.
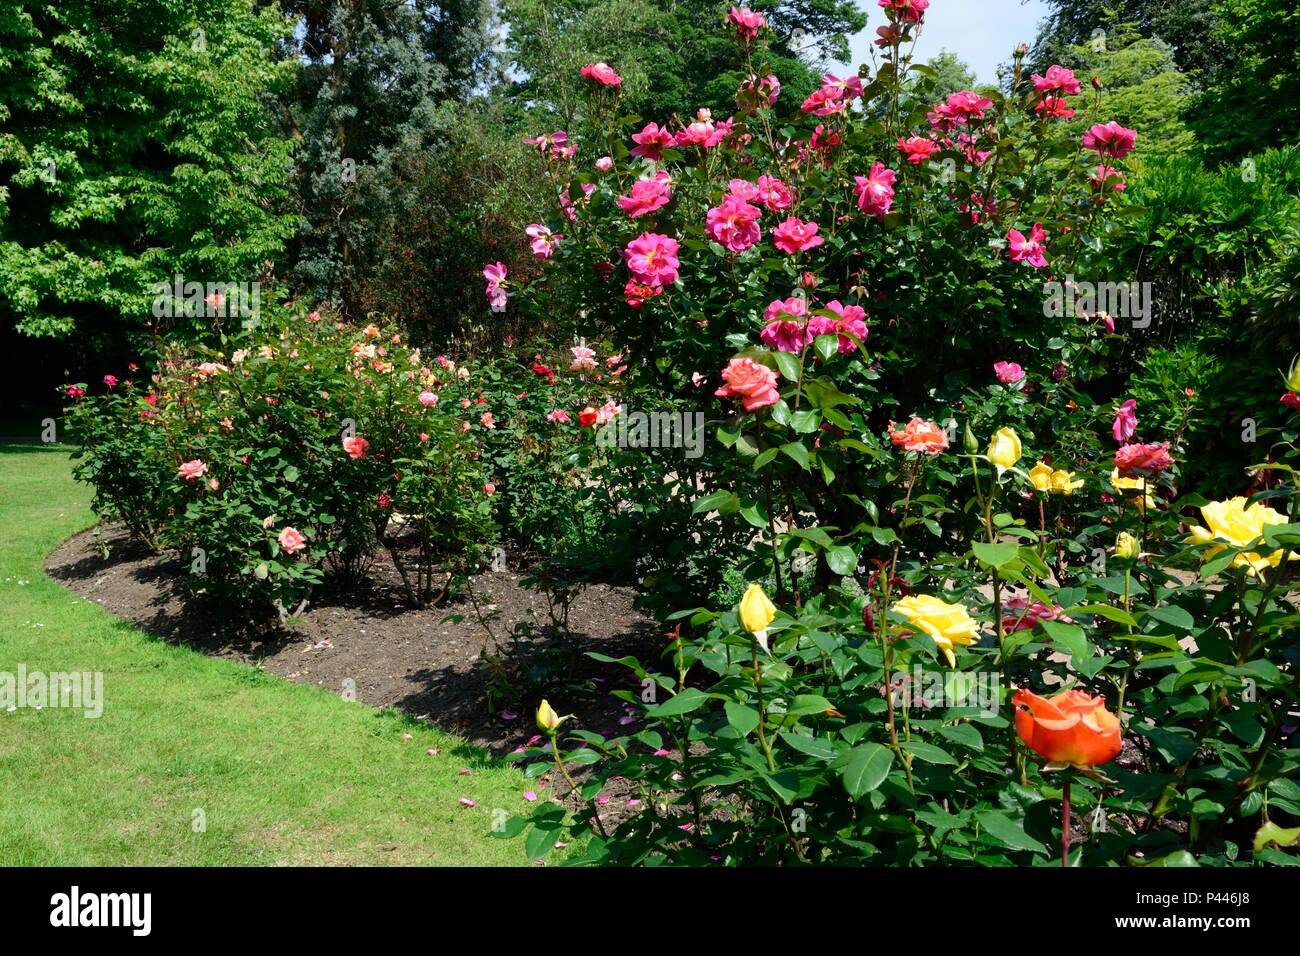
[837,0,1052,86]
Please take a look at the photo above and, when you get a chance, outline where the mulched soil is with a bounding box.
[45,525,666,766]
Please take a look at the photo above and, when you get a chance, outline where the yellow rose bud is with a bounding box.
[1286,356,1300,393]
[739,583,777,649]
[536,699,569,735]
[1049,469,1084,495]
[1115,531,1139,560]
[1028,461,1053,491]
[987,427,1022,470]
[891,594,979,668]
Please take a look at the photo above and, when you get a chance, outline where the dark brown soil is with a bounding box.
[45,524,665,762]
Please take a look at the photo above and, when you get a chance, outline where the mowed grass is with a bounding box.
[0,445,533,865]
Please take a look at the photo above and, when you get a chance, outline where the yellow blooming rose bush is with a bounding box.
[485,8,1300,866]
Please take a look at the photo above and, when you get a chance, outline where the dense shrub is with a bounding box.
[491,5,1300,866]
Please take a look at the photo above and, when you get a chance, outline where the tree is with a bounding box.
[1059,27,1196,156]
[278,0,495,316]
[0,0,297,342]
[1190,0,1300,163]
[1030,0,1232,83]
[923,49,976,100]
[498,0,868,132]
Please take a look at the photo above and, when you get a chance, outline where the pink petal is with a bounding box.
[523,791,538,801]
[458,798,476,807]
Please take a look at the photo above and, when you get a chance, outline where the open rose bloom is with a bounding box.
[1014,689,1122,768]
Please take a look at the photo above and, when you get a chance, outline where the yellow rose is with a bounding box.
[1028,461,1053,491]
[987,427,1022,470]
[536,699,570,735]
[739,583,777,649]
[1115,531,1139,560]
[891,594,980,667]
[1110,469,1157,511]
[1049,469,1085,495]
[1185,497,1299,576]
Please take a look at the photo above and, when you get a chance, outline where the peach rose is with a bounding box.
[1014,688,1122,767]
[177,459,208,481]
[714,358,780,411]
[889,418,949,456]
[277,526,307,554]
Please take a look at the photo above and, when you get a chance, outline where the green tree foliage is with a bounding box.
[923,49,976,101]
[1191,0,1300,162]
[1057,27,1195,156]
[0,0,298,342]
[498,0,868,130]
[279,0,495,316]
[354,105,548,347]
[1031,0,1231,82]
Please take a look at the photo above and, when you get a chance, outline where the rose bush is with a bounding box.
[493,4,1300,866]
[65,310,499,619]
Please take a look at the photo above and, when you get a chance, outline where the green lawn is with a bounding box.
[0,445,532,865]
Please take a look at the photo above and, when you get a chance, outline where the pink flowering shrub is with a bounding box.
[67,311,496,618]
[494,5,1300,868]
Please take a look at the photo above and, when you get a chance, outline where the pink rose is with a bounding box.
[595,156,613,172]
[727,5,767,41]
[177,459,208,481]
[1112,399,1138,442]
[630,122,672,161]
[994,361,1025,385]
[342,436,369,460]
[624,233,681,288]
[418,390,438,407]
[896,136,940,165]
[278,526,307,554]
[714,358,780,411]
[580,62,621,87]
[771,217,824,254]
[1032,65,1082,95]
[526,224,561,258]
[706,195,762,253]
[1008,224,1048,268]
[855,163,897,217]
[878,0,928,25]
[547,409,572,424]
[1115,441,1173,478]
[1083,121,1137,159]
[617,172,673,218]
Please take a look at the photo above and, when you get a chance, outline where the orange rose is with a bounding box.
[1013,688,1122,767]
[889,418,949,456]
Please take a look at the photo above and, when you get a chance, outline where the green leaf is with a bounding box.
[725,702,760,737]
[1066,604,1137,626]
[645,687,711,717]
[973,541,1020,569]
[1039,619,1091,660]
[825,544,858,576]
[1147,604,1195,632]
[781,442,810,469]
[780,731,837,761]
[902,740,958,765]
[977,811,1047,853]
[773,351,801,383]
[841,743,893,797]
